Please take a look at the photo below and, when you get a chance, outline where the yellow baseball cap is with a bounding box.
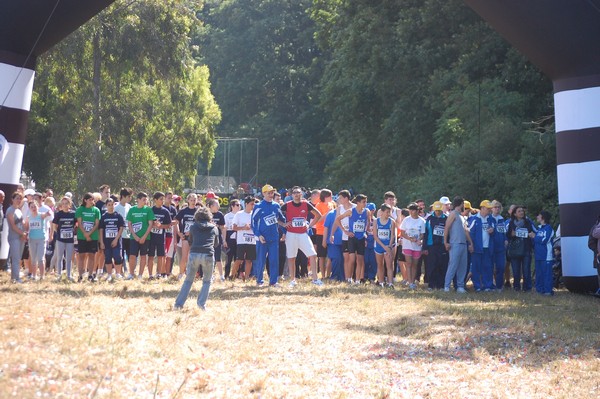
[432,201,443,211]
[480,200,494,208]
[464,200,472,210]
[262,184,276,193]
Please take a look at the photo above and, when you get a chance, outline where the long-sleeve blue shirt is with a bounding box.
[534,224,554,261]
[251,199,286,242]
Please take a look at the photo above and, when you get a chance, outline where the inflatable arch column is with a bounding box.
[465,1,600,292]
[0,0,115,265]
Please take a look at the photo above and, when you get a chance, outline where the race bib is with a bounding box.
[496,225,506,234]
[516,228,528,238]
[151,227,163,234]
[166,226,174,234]
[292,217,306,228]
[60,229,73,239]
[184,221,192,233]
[29,220,42,230]
[433,225,445,236]
[106,227,118,238]
[341,220,349,230]
[378,229,390,240]
[83,221,94,232]
[264,214,277,226]
[353,220,366,233]
[243,233,255,243]
[482,223,489,230]
[132,222,142,233]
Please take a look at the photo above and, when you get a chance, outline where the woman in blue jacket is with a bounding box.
[534,211,555,295]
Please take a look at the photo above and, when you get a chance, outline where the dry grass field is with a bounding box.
[0,272,599,399]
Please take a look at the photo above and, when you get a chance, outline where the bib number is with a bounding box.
[264,214,277,226]
[60,229,73,239]
[433,225,445,236]
[243,233,255,243]
[497,225,506,234]
[106,228,118,238]
[83,221,94,232]
[29,220,42,230]
[151,227,163,234]
[184,221,192,233]
[292,217,306,228]
[378,229,390,240]
[132,222,143,233]
[516,228,528,238]
[353,220,366,233]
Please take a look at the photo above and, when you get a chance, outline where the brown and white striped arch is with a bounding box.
[0,51,36,200]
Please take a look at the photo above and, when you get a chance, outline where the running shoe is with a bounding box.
[312,279,323,286]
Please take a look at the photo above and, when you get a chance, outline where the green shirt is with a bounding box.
[75,205,101,240]
[126,205,155,238]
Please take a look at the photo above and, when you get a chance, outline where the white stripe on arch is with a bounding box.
[557,160,600,204]
[554,86,600,132]
[0,142,24,184]
[561,236,597,277]
[0,63,35,112]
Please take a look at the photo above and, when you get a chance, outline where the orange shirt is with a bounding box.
[315,200,334,235]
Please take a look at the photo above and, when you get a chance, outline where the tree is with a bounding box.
[26,0,221,196]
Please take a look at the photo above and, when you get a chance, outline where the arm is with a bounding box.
[444,212,455,251]
[334,210,353,237]
[307,208,322,229]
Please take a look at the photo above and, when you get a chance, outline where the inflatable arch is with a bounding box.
[1,1,598,292]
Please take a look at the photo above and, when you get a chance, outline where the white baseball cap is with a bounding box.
[439,196,451,205]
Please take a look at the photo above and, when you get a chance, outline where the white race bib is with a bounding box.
[106,227,118,238]
[353,220,366,233]
[433,225,445,236]
[83,221,94,232]
[184,221,192,233]
[497,225,506,233]
[243,232,255,243]
[29,220,42,230]
[516,228,528,238]
[264,214,277,226]
[377,229,390,240]
[151,227,163,234]
[482,223,489,230]
[292,217,306,228]
[60,229,73,239]
[132,222,142,233]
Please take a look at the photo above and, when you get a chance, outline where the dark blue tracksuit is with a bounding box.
[467,213,496,290]
[423,212,448,289]
[252,199,286,285]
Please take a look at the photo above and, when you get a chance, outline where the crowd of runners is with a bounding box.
[1,183,562,300]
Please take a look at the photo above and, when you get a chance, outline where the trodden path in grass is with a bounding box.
[0,276,599,398]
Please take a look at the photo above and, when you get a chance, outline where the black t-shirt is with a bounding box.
[52,210,77,243]
[212,210,225,245]
[165,204,177,237]
[99,211,125,244]
[176,207,196,236]
[95,200,107,215]
[151,206,173,238]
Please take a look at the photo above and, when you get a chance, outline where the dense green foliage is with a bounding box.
[25,0,556,215]
[26,0,221,195]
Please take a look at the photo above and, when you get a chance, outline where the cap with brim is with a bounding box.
[479,200,493,208]
[206,191,219,199]
[464,200,472,210]
[24,189,35,196]
[432,201,443,211]
[262,184,276,193]
[366,202,376,212]
[408,202,420,210]
[439,196,451,205]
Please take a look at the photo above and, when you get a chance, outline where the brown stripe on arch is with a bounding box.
[556,128,600,165]
[558,201,600,237]
[554,74,600,93]
[0,50,35,70]
[0,106,28,145]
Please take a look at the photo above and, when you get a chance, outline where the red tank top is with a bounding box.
[285,200,310,234]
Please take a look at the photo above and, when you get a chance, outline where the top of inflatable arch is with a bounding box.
[0,0,115,59]
[464,0,600,86]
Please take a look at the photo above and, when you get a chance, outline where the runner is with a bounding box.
[373,203,396,288]
[52,196,77,281]
[126,192,155,279]
[148,192,172,279]
[224,199,240,279]
[231,196,256,281]
[114,188,133,274]
[422,201,448,290]
[400,202,426,290]
[75,193,101,282]
[163,192,179,277]
[323,199,344,281]
[175,193,198,278]
[24,200,49,280]
[490,200,507,291]
[314,189,334,279]
[332,190,355,283]
[98,197,125,281]
[281,186,323,287]
[206,198,227,281]
[6,192,26,283]
[336,194,371,284]
[252,184,287,287]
